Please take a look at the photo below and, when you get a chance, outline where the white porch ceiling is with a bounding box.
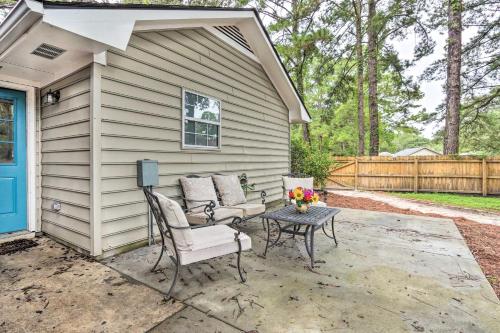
[0,20,107,87]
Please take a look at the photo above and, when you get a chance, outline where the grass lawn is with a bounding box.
[388,192,500,212]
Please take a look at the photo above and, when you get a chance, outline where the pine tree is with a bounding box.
[353,0,365,156]
[443,0,462,154]
[367,0,379,156]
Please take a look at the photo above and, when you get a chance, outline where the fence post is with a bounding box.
[482,158,488,196]
[354,158,359,191]
[414,159,419,193]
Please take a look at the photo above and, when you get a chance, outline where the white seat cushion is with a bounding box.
[186,207,244,225]
[180,176,220,213]
[212,174,247,206]
[178,225,251,265]
[153,192,193,251]
[230,203,265,216]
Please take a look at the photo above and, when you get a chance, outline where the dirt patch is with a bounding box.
[0,237,183,332]
[0,239,38,255]
[327,193,500,299]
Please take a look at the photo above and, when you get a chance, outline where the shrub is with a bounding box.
[291,137,332,188]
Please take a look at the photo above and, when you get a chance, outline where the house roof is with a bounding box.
[0,0,311,123]
[393,147,441,156]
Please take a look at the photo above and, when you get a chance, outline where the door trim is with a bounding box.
[0,80,37,232]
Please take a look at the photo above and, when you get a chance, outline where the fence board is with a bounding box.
[328,156,500,196]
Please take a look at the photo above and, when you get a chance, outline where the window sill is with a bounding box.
[181,145,221,152]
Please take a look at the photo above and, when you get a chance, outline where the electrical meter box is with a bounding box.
[137,159,159,187]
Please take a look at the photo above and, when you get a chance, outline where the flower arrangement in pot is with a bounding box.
[288,187,319,213]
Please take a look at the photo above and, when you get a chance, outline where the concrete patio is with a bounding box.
[105,208,500,332]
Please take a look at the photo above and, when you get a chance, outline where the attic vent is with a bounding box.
[214,26,253,54]
[31,43,66,60]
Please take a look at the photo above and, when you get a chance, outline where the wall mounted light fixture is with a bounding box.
[42,89,60,105]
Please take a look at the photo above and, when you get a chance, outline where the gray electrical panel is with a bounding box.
[137,159,159,187]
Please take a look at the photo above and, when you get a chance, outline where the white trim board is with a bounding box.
[89,62,103,256]
[0,79,38,233]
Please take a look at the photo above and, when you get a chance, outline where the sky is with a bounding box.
[392,27,475,138]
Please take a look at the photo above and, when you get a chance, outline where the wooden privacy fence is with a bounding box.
[327,156,500,196]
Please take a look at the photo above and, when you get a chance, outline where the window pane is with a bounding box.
[0,100,14,120]
[194,95,209,120]
[207,124,218,136]
[0,142,14,163]
[208,100,220,121]
[185,91,197,106]
[0,120,13,141]
[185,120,195,133]
[195,134,207,146]
[208,135,218,147]
[183,90,221,149]
[184,133,195,145]
[195,122,207,135]
[184,91,220,122]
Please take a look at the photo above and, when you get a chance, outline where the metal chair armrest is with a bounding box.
[182,199,216,222]
[246,189,267,204]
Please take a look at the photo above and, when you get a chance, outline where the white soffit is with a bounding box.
[1,1,310,122]
[39,6,310,122]
[0,19,107,86]
[42,8,254,51]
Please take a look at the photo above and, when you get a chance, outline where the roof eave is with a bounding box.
[0,1,311,123]
[0,0,43,55]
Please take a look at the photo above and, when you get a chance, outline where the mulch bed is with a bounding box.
[0,238,38,255]
[326,193,500,299]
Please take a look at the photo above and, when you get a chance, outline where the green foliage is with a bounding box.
[389,192,500,212]
[460,108,500,155]
[291,137,332,188]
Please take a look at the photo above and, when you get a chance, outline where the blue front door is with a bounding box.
[0,88,27,233]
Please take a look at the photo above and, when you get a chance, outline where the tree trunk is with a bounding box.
[444,0,462,154]
[367,0,379,156]
[296,65,311,143]
[290,0,310,144]
[353,0,365,156]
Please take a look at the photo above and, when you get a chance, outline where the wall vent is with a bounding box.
[214,26,253,54]
[31,43,66,60]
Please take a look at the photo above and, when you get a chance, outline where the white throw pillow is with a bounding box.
[153,192,193,251]
[180,176,220,213]
[212,174,247,206]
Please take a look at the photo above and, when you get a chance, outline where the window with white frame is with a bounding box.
[182,89,221,149]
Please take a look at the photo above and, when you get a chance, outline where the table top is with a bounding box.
[261,205,340,226]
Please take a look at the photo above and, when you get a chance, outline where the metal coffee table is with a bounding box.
[260,205,340,268]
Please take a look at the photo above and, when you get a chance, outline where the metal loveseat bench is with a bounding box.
[179,173,267,225]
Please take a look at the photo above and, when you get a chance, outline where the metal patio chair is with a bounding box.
[282,173,328,207]
[143,187,251,299]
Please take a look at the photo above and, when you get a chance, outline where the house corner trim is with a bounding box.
[90,62,102,256]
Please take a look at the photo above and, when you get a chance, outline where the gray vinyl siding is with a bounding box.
[99,28,290,253]
[40,67,91,252]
